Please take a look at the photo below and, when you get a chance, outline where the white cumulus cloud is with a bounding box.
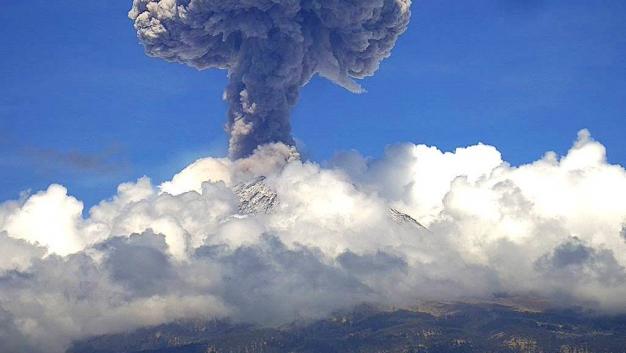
[0,131,625,352]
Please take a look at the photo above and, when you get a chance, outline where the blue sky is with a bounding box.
[1,0,625,208]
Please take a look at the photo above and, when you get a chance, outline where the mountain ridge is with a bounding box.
[68,302,626,353]
[232,176,428,231]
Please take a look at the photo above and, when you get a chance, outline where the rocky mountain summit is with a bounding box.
[232,177,279,215]
[388,208,428,229]
[232,176,428,230]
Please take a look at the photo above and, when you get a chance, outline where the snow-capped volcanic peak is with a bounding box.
[233,176,279,215]
[233,176,426,231]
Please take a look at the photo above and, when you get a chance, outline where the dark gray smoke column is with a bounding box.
[130,0,412,159]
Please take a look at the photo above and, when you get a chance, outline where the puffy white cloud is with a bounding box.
[0,185,85,256]
[160,158,232,195]
[0,131,625,352]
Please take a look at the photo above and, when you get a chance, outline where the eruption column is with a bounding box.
[130,0,411,158]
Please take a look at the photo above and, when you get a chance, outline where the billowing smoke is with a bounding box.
[1,131,626,352]
[129,0,411,158]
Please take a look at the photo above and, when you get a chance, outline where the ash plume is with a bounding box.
[129,0,412,158]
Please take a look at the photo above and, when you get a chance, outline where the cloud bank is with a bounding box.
[129,0,411,158]
[1,130,626,352]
